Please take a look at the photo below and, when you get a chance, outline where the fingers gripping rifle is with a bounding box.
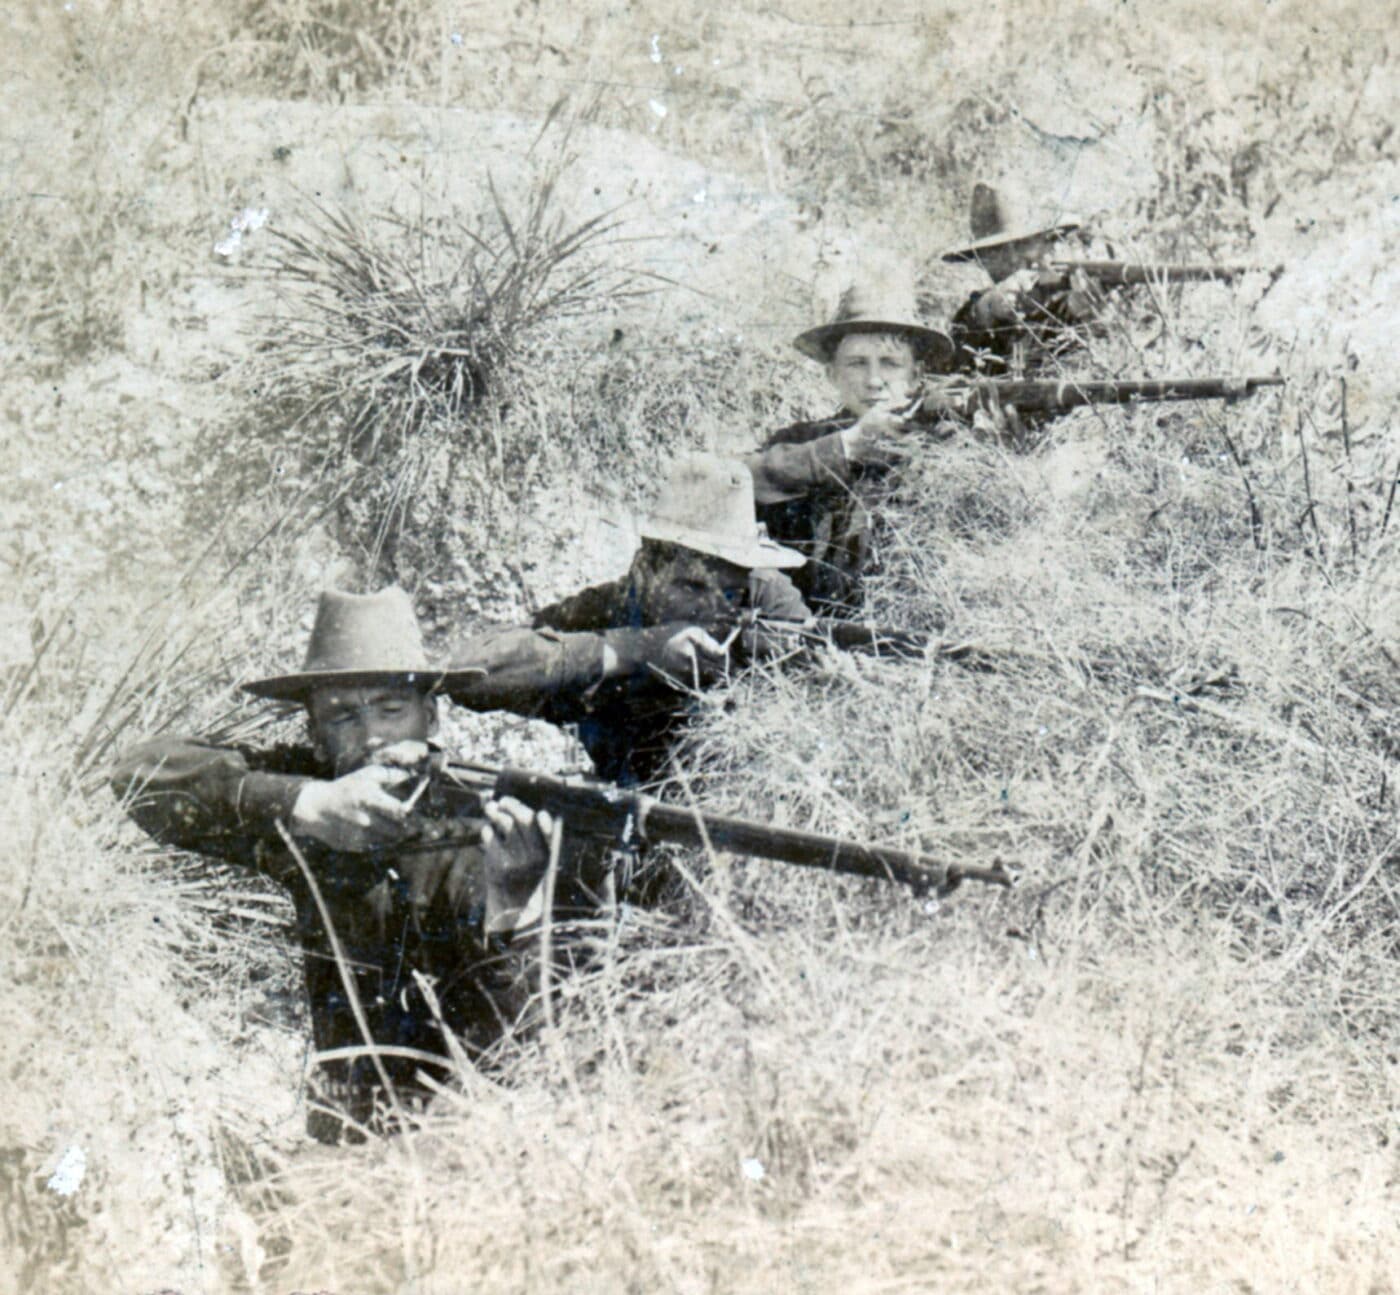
[403,757,1016,898]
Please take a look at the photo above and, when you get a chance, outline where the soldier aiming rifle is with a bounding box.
[111,586,1011,1143]
[451,453,814,789]
[744,266,1283,615]
[943,182,1282,377]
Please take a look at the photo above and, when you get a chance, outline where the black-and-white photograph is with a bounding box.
[3,1,1398,1290]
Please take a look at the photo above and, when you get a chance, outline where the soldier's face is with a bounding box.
[307,684,437,774]
[977,236,1051,281]
[828,333,919,416]
[639,546,750,626]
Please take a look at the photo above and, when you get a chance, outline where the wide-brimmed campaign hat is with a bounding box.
[793,276,953,368]
[940,182,1082,263]
[242,586,484,701]
[639,454,805,571]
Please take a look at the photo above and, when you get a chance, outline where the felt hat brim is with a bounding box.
[940,221,1082,264]
[241,666,485,702]
[639,519,806,571]
[794,318,954,366]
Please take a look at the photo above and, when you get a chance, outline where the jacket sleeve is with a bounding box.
[445,623,680,720]
[110,737,317,869]
[747,569,814,623]
[743,432,852,506]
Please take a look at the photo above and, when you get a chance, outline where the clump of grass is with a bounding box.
[192,152,659,603]
[255,176,640,464]
[0,597,309,1293]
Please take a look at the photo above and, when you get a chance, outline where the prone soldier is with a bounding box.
[110,587,563,1144]
[942,181,1281,377]
[942,182,1094,377]
[450,453,812,789]
[744,263,1283,616]
[742,272,952,615]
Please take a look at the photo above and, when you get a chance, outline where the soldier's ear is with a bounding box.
[423,693,440,738]
[305,705,329,763]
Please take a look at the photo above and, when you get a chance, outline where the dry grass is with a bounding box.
[5,1,1400,1292]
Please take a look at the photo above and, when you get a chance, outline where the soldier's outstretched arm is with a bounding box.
[445,622,729,719]
[110,736,435,859]
[743,431,852,505]
[110,737,319,867]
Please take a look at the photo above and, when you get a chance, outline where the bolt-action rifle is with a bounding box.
[800,375,1285,439]
[729,614,1242,699]
[1036,260,1284,291]
[912,375,1285,424]
[394,758,1016,898]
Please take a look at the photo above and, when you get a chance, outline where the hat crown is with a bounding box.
[793,265,951,365]
[300,587,430,677]
[828,277,922,332]
[940,182,1081,264]
[646,455,756,551]
[639,454,805,570]
[968,182,1012,240]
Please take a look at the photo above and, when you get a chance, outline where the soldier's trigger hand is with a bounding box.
[289,764,417,852]
[840,406,912,467]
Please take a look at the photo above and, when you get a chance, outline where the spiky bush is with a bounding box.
[255,178,639,463]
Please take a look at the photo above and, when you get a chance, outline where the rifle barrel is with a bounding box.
[1049,259,1278,286]
[923,375,1284,419]
[441,764,1014,895]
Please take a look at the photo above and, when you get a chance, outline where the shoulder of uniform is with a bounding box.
[533,579,628,632]
[762,417,845,450]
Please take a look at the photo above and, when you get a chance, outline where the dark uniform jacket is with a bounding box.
[744,421,875,616]
[950,269,1100,376]
[450,570,810,788]
[110,738,532,1143]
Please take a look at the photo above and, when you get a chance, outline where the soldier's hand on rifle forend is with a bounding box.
[290,764,418,852]
[658,625,729,684]
[481,797,555,932]
[840,403,918,468]
[972,268,1041,328]
[971,383,1025,442]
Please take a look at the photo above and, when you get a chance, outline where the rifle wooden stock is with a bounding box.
[426,760,1016,896]
[1044,259,1282,289]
